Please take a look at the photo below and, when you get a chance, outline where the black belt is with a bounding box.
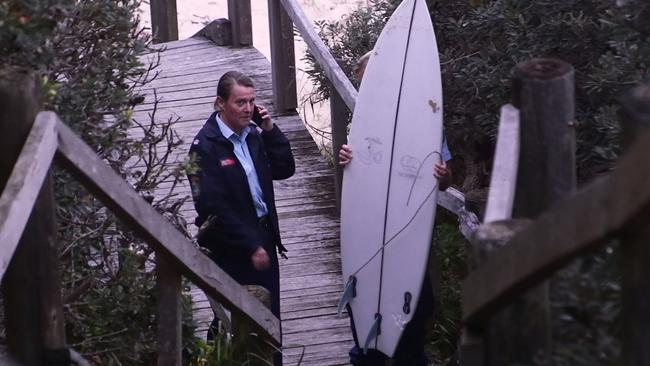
[258,215,271,230]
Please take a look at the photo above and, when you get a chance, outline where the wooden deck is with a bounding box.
[133,36,353,365]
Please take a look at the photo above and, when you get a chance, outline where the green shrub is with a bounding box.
[303,0,648,364]
[1,0,198,363]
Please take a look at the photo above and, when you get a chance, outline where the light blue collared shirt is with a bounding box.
[216,114,268,218]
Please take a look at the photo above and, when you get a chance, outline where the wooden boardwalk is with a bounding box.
[133,36,353,365]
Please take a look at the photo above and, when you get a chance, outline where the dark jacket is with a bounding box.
[188,112,295,264]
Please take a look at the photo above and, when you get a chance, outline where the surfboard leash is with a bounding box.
[349,178,440,279]
[406,150,443,206]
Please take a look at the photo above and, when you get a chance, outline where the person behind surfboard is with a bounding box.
[339,51,452,366]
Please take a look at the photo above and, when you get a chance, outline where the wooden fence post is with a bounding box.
[0,69,66,365]
[512,58,576,216]
[156,255,182,366]
[508,58,576,363]
[618,82,650,366]
[228,0,253,47]
[268,0,298,113]
[232,285,275,365]
[330,85,349,211]
[150,0,179,43]
[463,219,532,365]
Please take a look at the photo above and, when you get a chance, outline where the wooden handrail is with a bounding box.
[53,118,281,344]
[0,112,58,282]
[462,129,650,325]
[0,112,281,358]
[279,0,358,111]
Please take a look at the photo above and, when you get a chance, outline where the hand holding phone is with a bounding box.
[252,105,264,126]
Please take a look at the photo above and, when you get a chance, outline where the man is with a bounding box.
[339,52,453,365]
[188,71,295,365]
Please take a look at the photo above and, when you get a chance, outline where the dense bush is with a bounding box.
[304,0,648,364]
[1,0,198,363]
[304,0,649,188]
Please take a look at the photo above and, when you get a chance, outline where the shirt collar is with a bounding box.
[216,113,251,141]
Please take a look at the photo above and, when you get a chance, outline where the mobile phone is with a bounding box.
[252,105,264,126]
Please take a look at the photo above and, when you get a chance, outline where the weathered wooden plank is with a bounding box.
[55,120,281,344]
[280,231,340,246]
[143,55,270,81]
[283,340,351,357]
[281,273,344,292]
[280,226,340,241]
[0,112,58,282]
[278,206,338,220]
[283,344,352,366]
[149,36,210,51]
[282,307,344,322]
[484,104,520,223]
[283,315,350,335]
[281,284,342,299]
[283,340,351,358]
[279,0,357,111]
[462,129,650,325]
[276,198,336,212]
[280,263,340,279]
[144,42,215,59]
[281,290,342,313]
[283,326,352,347]
[282,243,341,259]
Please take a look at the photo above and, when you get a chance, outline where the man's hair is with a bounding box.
[216,70,255,101]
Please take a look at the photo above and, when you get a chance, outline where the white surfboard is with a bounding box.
[340,0,443,357]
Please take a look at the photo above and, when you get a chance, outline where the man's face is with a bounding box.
[217,83,255,134]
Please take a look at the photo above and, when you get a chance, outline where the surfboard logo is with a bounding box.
[398,155,422,179]
[358,137,383,165]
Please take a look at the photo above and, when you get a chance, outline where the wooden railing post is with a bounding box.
[156,255,182,366]
[150,0,178,43]
[462,219,531,365]
[506,58,576,364]
[512,58,576,216]
[618,82,650,366]
[268,0,298,113]
[228,0,253,47]
[330,85,349,211]
[0,69,66,365]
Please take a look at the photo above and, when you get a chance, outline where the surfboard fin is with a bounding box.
[363,313,382,354]
[337,276,357,317]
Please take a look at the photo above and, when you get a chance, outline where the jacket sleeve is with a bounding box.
[261,124,295,180]
[188,143,261,257]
